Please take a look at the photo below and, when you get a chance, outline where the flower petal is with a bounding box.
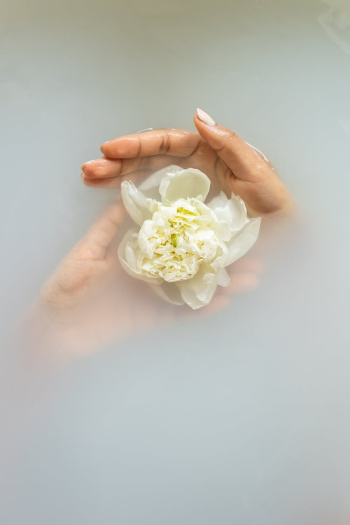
[149,282,185,306]
[208,191,249,233]
[177,264,228,310]
[225,218,261,267]
[121,180,156,227]
[216,267,230,287]
[159,168,211,203]
[118,228,163,284]
[138,165,183,199]
[138,220,155,258]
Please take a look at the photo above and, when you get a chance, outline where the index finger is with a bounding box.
[79,201,126,260]
[100,129,201,159]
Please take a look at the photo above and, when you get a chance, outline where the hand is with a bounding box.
[35,200,261,355]
[81,108,294,217]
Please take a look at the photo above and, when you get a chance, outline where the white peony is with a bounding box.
[118,166,261,310]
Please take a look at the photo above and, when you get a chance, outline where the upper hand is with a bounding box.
[81,109,294,217]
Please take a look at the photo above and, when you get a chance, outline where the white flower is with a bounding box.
[119,166,261,310]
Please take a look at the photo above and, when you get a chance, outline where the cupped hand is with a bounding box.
[37,200,261,355]
[81,109,294,217]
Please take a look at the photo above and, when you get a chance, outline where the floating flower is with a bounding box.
[119,166,261,309]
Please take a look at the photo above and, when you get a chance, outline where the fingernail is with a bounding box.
[196,108,216,127]
[81,160,94,171]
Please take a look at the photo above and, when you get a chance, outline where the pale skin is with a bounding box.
[36,110,293,354]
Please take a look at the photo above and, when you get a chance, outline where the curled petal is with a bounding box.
[214,221,232,243]
[121,181,156,226]
[139,165,183,199]
[225,218,261,267]
[215,267,230,287]
[149,282,185,306]
[159,168,211,203]
[177,265,229,310]
[208,191,249,233]
[118,228,162,284]
[138,220,156,258]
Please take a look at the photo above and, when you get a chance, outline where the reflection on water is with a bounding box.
[1,0,350,524]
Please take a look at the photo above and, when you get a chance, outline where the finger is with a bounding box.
[81,158,136,179]
[197,295,230,316]
[100,129,201,159]
[81,154,183,180]
[228,256,264,275]
[81,168,160,189]
[223,272,258,294]
[194,108,269,183]
[79,201,126,258]
[81,172,122,188]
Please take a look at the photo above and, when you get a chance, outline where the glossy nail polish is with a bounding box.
[196,108,216,127]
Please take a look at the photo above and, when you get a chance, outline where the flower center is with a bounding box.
[138,201,220,283]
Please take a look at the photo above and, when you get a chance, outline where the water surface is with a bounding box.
[1,0,349,523]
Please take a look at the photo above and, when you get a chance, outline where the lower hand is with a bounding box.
[36,200,261,355]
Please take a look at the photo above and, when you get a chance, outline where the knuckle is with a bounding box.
[135,135,142,157]
[224,130,237,148]
[159,131,170,154]
[213,129,237,154]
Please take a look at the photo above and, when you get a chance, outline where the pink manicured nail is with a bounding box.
[196,108,216,127]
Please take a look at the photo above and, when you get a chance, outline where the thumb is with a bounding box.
[194,108,266,183]
[78,200,126,260]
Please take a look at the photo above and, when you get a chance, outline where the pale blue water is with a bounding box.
[1,0,350,524]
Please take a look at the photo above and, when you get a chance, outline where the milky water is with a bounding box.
[1,0,350,523]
